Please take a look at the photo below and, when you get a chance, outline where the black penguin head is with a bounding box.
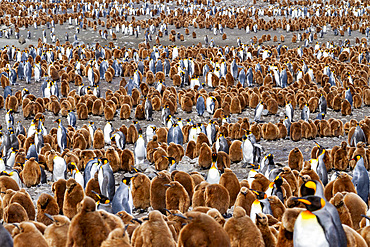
[100,158,109,165]
[353,155,362,162]
[211,153,217,163]
[92,190,110,204]
[293,196,325,212]
[138,129,143,135]
[122,176,132,185]
[301,180,317,196]
[54,119,61,124]
[251,189,267,200]
[167,157,176,165]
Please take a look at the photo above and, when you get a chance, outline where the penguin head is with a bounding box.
[293,195,325,212]
[211,153,217,164]
[54,119,61,124]
[353,155,362,162]
[122,176,132,185]
[100,158,109,165]
[251,189,267,200]
[92,190,110,204]
[301,180,317,196]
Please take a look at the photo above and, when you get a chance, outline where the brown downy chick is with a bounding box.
[44,214,71,247]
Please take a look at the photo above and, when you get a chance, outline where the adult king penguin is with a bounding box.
[112,177,133,214]
[134,129,146,164]
[293,195,346,247]
[206,153,221,184]
[55,119,67,153]
[352,155,369,204]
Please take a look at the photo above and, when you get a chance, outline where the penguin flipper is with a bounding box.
[315,210,345,247]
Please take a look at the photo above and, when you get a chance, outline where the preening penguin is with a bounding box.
[111,131,126,150]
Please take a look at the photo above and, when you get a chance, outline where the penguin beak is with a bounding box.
[255,213,262,219]
[173,213,188,220]
[131,218,143,224]
[361,214,370,221]
[44,213,55,222]
[164,184,172,187]
[293,197,312,205]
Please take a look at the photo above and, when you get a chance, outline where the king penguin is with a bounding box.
[134,129,146,164]
[53,155,67,182]
[111,131,126,150]
[112,177,133,214]
[145,97,153,121]
[315,142,328,186]
[293,195,346,247]
[300,180,347,247]
[286,101,294,122]
[352,155,369,204]
[88,121,97,143]
[318,94,327,114]
[254,101,264,123]
[241,134,254,167]
[196,96,205,116]
[55,119,67,153]
[206,153,221,184]
[98,158,115,201]
[104,122,113,145]
[301,103,310,121]
[67,110,77,128]
[68,162,84,188]
[350,123,367,146]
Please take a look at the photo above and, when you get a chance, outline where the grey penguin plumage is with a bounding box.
[351,155,369,204]
[98,158,115,201]
[112,177,133,214]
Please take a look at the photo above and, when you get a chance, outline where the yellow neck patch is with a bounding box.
[301,210,316,220]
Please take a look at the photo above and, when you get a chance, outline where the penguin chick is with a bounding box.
[131,173,151,211]
[329,192,353,228]
[101,227,131,247]
[150,171,171,214]
[178,211,230,247]
[131,210,176,247]
[13,222,48,247]
[205,184,230,215]
[219,168,240,206]
[52,178,66,214]
[19,157,41,187]
[224,206,264,247]
[192,181,209,208]
[63,178,84,219]
[36,193,59,226]
[165,181,190,213]
[44,214,70,247]
[207,208,226,227]
[234,186,257,216]
[66,197,109,247]
[171,170,195,204]
[255,212,277,247]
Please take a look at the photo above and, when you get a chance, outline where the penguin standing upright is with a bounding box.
[172,123,184,145]
[145,97,153,121]
[315,142,328,186]
[352,155,369,204]
[88,121,96,143]
[319,94,327,114]
[35,129,44,154]
[300,180,347,247]
[112,177,133,214]
[98,158,115,201]
[196,96,205,116]
[134,129,146,164]
[68,162,84,188]
[254,101,264,123]
[285,101,294,122]
[345,87,353,107]
[53,155,67,182]
[241,134,254,166]
[206,96,216,114]
[206,120,217,145]
[67,111,77,128]
[104,122,113,145]
[350,124,367,146]
[293,195,346,247]
[206,153,220,184]
[55,119,67,153]
[301,103,310,121]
